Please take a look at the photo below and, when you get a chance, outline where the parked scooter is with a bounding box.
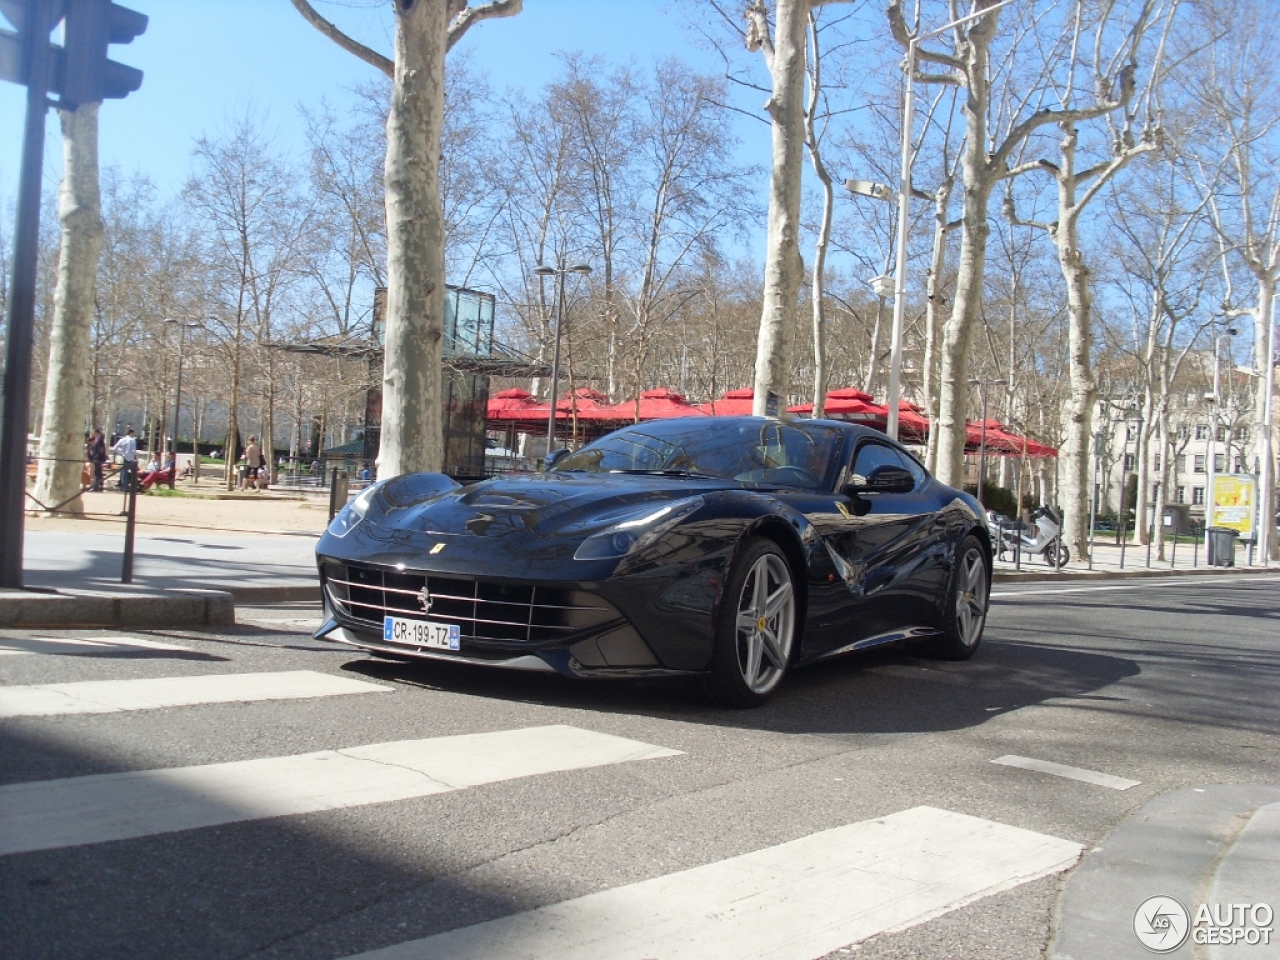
[987,504,1069,567]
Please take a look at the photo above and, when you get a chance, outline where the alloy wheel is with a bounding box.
[733,552,795,694]
[955,547,988,647]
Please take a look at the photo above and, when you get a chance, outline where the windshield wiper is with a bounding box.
[609,469,720,479]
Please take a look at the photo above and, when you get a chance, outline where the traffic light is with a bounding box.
[59,0,146,105]
[0,0,145,105]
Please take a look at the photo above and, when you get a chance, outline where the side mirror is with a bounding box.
[845,464,915,495]
[543,448,571,470]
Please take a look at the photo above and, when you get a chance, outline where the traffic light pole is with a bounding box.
[0,0,55,588]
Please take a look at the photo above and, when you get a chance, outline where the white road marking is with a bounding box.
[341,806,1081,960]
[239,618,324,625]
[0,670,389,719]
[0,635,193,656]
[992,574,1280,599]
[0,725,681,856]
[991,755,1140,791]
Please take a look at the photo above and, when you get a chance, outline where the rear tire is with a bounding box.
[705,537,797,708]
[920,535,989,661]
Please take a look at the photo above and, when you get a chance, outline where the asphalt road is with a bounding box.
[1,574,1277,959]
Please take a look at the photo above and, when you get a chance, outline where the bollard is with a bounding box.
[328,468,350,522]
[1170,533,1178,569]
[121,462,138,584]
[1193,534,1199,568]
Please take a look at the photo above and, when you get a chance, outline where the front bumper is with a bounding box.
[314,557,708,678]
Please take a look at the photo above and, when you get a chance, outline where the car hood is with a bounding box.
[370,472,734,540]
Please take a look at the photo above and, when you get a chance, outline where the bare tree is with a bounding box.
[291,0,522,477]
[33,105,104,517]
[888,0,1151,492]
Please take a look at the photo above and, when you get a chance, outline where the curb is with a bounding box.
[227,585,321,605]
[0,588,235,629]
[993,565,1276,584]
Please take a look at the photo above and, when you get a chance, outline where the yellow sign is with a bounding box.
[1210,476,1256,538]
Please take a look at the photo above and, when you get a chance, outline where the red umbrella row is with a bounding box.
[487,387,1056,457]
[487,387,705,429]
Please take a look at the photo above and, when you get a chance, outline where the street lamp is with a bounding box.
[533,261,591,454]
[1259,300,1277,565]
[968,377,1007,506]
[887,0,1018,441]
[165,319,204,486]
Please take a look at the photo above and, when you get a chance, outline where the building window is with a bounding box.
[1152,483,1160,500]
[1238,427,1249,443]
[1176,485,1186,503]
[1124,453,1135,470]
[1217,425,1227,442]
[1195,424,1209,440]
[1235,456,1247,473]
[1153,454,1161,471]
[1177,425,1189,439]
[1192,486,1205,505]
[1180,455,1189,473]
[1214,453,1225,472]
[1193,454,1206,472]
[1126,426,1136,441]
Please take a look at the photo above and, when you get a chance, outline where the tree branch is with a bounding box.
[745,0,775,69]
[887,0,965,70]
[447,0,523,52]
[290,0,393,77]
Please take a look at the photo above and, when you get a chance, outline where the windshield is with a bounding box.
[551,418,843,490]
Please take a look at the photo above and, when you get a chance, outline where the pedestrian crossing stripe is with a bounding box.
[0,670,390,719]
[0,635,193,656]
[340,806,1083,960]
[0,725,682,856]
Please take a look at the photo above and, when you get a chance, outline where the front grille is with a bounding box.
[323,561,619,644]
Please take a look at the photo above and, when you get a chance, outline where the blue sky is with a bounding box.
[0,1,762,205]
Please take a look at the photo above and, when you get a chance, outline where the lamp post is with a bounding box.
[1259,299,1277,565]
[165,319,204,487]
[1119,407,1144,569]
[968,377,1007,507]
[887,0,1018,441]
[533,261,591,454]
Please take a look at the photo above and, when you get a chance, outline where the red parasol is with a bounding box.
[695,388,756,416]
[608,388,709,421]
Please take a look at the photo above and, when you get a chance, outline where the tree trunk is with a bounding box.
[923,180,952,474]
[933,175,992,486]
[751,0,807,416]
[379,1,448,477]
[33,105,103,517]
[1057,217,1097,563]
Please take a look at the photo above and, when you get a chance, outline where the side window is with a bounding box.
[850,442,914,489]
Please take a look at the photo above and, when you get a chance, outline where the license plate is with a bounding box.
[383,615,460,651]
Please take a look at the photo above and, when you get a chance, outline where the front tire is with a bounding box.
[705,537,797,708]
[1043,541,1069,567]
[921,535,990,661]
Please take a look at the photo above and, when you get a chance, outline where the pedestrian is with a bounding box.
[87,428,107,492]
[242,435,262,491]
[111,426,137,490]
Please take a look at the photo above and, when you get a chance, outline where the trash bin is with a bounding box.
[1206,527,1237,567]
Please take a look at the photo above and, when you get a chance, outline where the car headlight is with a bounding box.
[327,484,379,538]
[574,496,703,561]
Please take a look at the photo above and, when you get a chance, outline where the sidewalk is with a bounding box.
[1,492,328,628]
[3,492,1273,628]
[994,535,1275,581]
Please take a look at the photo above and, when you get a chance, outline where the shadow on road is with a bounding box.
[340,634,1141,737]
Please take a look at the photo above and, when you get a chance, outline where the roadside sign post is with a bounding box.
[0,0,147,589]
[0,0,58,589]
